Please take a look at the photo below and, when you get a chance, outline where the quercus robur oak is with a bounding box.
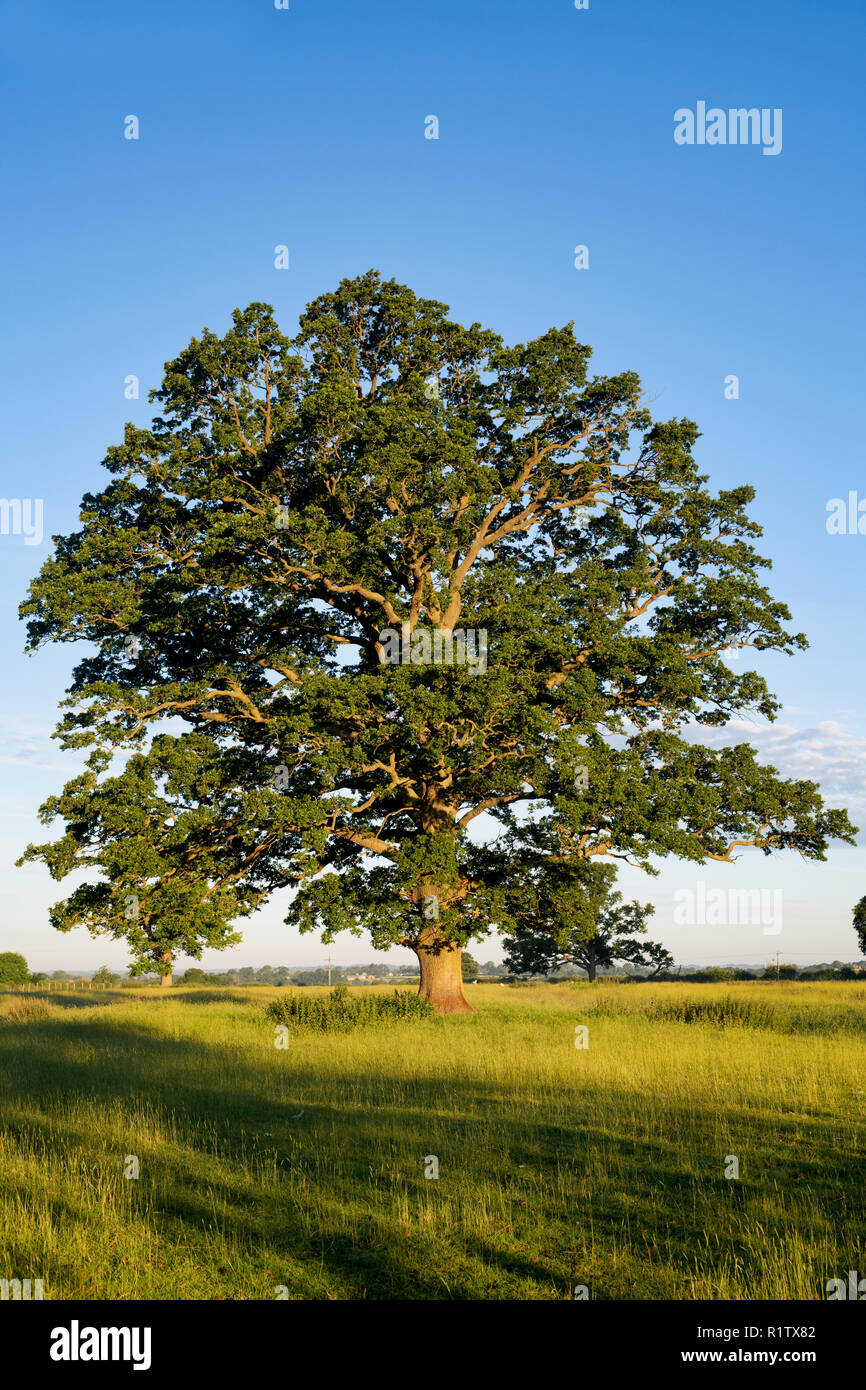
[18,272,855,1008]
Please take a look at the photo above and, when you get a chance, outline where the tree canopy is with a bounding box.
[0,952,30,984]
[18,272,855,1009]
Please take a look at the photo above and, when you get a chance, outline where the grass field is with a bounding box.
[0,980,863,1300]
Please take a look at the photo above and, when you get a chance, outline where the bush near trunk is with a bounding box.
[265,984,435,1032]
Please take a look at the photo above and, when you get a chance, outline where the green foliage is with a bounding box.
[291,969,331,987]
[762,963,798,980]
[647,996,775,1028]
[91,965,123,986]
[0,953,29,984]
[674,967,755,983]
[18,273,856,975]
[499,854,672,981]
[265,984,434,1032]
[853,896,866,956]
[461,952,479,981]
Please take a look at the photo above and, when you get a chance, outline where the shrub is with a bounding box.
[647,997,774,1028]
[265,984,435,1032]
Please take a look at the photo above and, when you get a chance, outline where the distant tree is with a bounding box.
[479,960,506,977]
[52,970,70,981]
[762,962,798,980]
[0,952,30,984]
[92,964,122,986]
[853,896,866,956]
[179,967,214,984]
[256,965,275,985]
[224,970,242,986]
[30,971,48,983]
[293,969,329,986]
[461,952,479,982]
[499,850,672,984]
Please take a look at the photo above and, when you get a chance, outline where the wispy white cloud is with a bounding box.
[687,717,866,832]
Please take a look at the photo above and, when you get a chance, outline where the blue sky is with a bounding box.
[1,0,864,973]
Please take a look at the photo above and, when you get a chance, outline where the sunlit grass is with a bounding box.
[0,981,863,1299]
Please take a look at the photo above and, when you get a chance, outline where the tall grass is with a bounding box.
[265,983,434,1031]
[0,981,862,1300]
[570,979,866,1035]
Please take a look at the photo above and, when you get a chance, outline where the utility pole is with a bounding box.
[776,950,780,981]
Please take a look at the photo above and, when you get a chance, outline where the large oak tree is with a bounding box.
[19,273,854,1006]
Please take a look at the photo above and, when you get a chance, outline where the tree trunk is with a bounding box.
[409,817,473,1014]
[585,950,597,984]
[414,939,474,1014]
[159,952,173,988]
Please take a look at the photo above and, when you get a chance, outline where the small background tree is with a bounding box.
[461,952,480,982]
[92,964,122,986]
[0,952,30,985]
[853,896,866,957]
[500,855,672,983]
[762,962,798,980]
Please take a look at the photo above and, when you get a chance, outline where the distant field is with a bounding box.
[0,980,863,1300]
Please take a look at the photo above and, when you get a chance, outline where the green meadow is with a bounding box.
[0,980,863,1301]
